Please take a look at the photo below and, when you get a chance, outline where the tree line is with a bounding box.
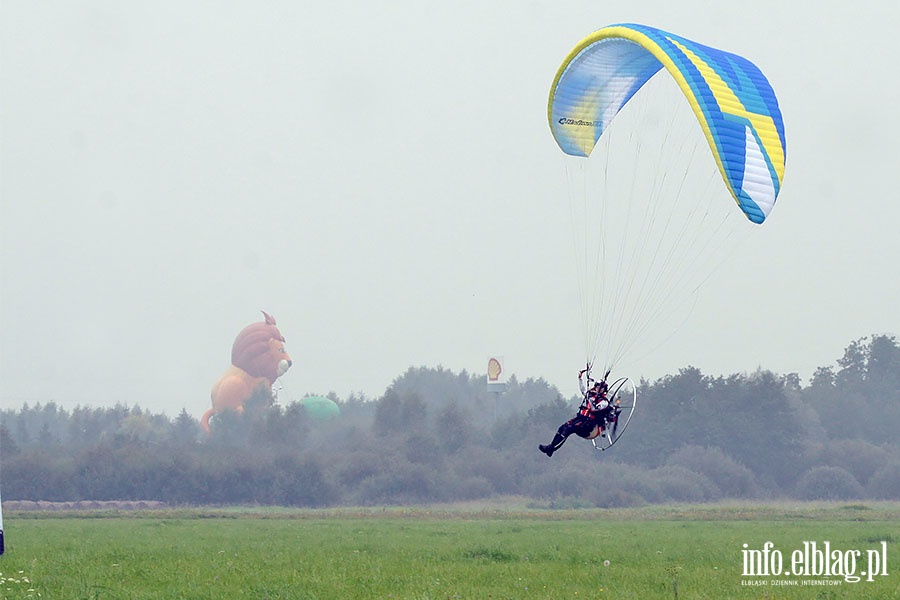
[2,334,898,508]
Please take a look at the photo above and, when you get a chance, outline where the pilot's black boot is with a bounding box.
[539,433,566,457]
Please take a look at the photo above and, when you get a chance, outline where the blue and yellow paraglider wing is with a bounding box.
[548,23,786,224]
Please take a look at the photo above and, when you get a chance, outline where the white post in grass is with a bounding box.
[0,482,4,554]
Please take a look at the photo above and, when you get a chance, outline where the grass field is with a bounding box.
[0,501,897,599]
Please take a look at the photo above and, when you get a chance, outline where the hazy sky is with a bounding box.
[2,1,898,417]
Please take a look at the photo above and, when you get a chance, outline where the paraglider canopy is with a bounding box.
[548,23,786,224]
[546,23,787,375]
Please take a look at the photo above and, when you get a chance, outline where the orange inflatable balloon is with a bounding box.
[202,311,293,432]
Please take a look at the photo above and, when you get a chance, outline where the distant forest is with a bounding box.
[2,334,899,508]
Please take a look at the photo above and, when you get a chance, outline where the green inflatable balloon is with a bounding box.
[299,396,340,421]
